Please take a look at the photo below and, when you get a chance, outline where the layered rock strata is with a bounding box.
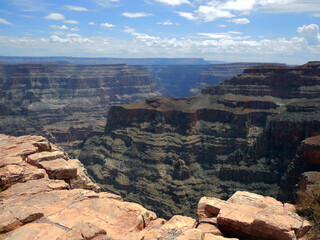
[0,64,161,151]
[80,62,320,218]
[0,134,310,240]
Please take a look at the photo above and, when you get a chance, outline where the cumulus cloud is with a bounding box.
[0,17,12,25]
[176,12,197,21]
[64,20,79,24]
[227,18,250,24]
[50,34,93,43]
[45,13,65,21]
[122,12,153,18]
[297,24,320,45]
[100,22,116,29]
[65,5,88,11]
[177,0,320,22]
[71,27,80,31]
[157,20,173,25]
[89,21,96,25]
[50,25,68,30]
[196,5,235,22]
[155,0,190,6]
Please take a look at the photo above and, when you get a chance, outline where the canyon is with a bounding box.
[79,62,320,218]
[0,62,256,153]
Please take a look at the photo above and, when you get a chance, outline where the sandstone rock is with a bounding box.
[68,159,100,192]
[0,163,47,190]
[197,197,227,218]
[56,222,107,240]
[197,222,223,236]
[38,159,77,180]
[213,191,310,240]
[26,150,67,166]
[141,215,196,240]
[2,222,66,240]
[204,235,238,240]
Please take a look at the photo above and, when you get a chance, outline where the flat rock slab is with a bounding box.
[38,159,77,180]
[212,191,310,240]
[27,151,67,166]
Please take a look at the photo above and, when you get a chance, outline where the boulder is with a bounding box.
[197,191,311,240]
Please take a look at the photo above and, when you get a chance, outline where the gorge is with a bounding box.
[79,62,320,219]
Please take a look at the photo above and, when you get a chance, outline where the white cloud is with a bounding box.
[45,13,65,21]
[50,34,93,44]
[64,20,79,24]
[95,0,120,7]
[71,27,80,31]
[122,12,153,18]
[89,21,96,25]
[227,18,250,24]
[155,0,190,6]
[312,13,320,17]
[0,17,12,25]
[176,12,197,21]
[50,25,68,30]
[297,24,320,45]
[157,20,173,25]
[100,22,116,29]
[65,5,88,11]
[1,31,318,64]
[179,0,320,22]
[196,5,235,22]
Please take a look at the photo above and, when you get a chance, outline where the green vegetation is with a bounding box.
[296,184,320,240]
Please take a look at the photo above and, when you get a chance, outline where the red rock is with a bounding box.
[197,197,226,218]
[26,151,67,166]
[1,223,66,240]
[38,159,77,180]
[214,191,310,240]
[197,222,223,236]
[56,222,107,240]
[0,163,47,190]
[68,159,100,192]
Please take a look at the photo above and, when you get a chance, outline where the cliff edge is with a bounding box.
[0,134,311,240]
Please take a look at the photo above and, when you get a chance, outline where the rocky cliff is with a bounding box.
[0,63,258,153]
[79,61,320,218]
[0,134,311,240]
[0,64,161,151]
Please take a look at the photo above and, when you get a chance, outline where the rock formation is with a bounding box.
[0,62,255,153]
[0,134,311,240]
[79,61,320,218]
[0,64,161,151]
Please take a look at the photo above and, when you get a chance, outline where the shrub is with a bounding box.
[296,184,320,240]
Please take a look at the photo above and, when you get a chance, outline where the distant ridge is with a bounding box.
[0,56,210,65]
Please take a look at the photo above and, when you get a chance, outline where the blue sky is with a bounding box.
[0,0,319,64]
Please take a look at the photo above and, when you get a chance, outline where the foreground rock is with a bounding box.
[0,134,243,240]
[198,191,311,240]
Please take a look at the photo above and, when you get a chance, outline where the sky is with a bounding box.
[0,0,319,64]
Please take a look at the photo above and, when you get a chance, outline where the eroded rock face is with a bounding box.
[79,62,320,218]
[0,134,99,192]
[0,64,162,151]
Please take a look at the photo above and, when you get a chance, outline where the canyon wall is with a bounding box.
[0,64,161,151]
[79,62,320,218]
[0,63,254,153]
